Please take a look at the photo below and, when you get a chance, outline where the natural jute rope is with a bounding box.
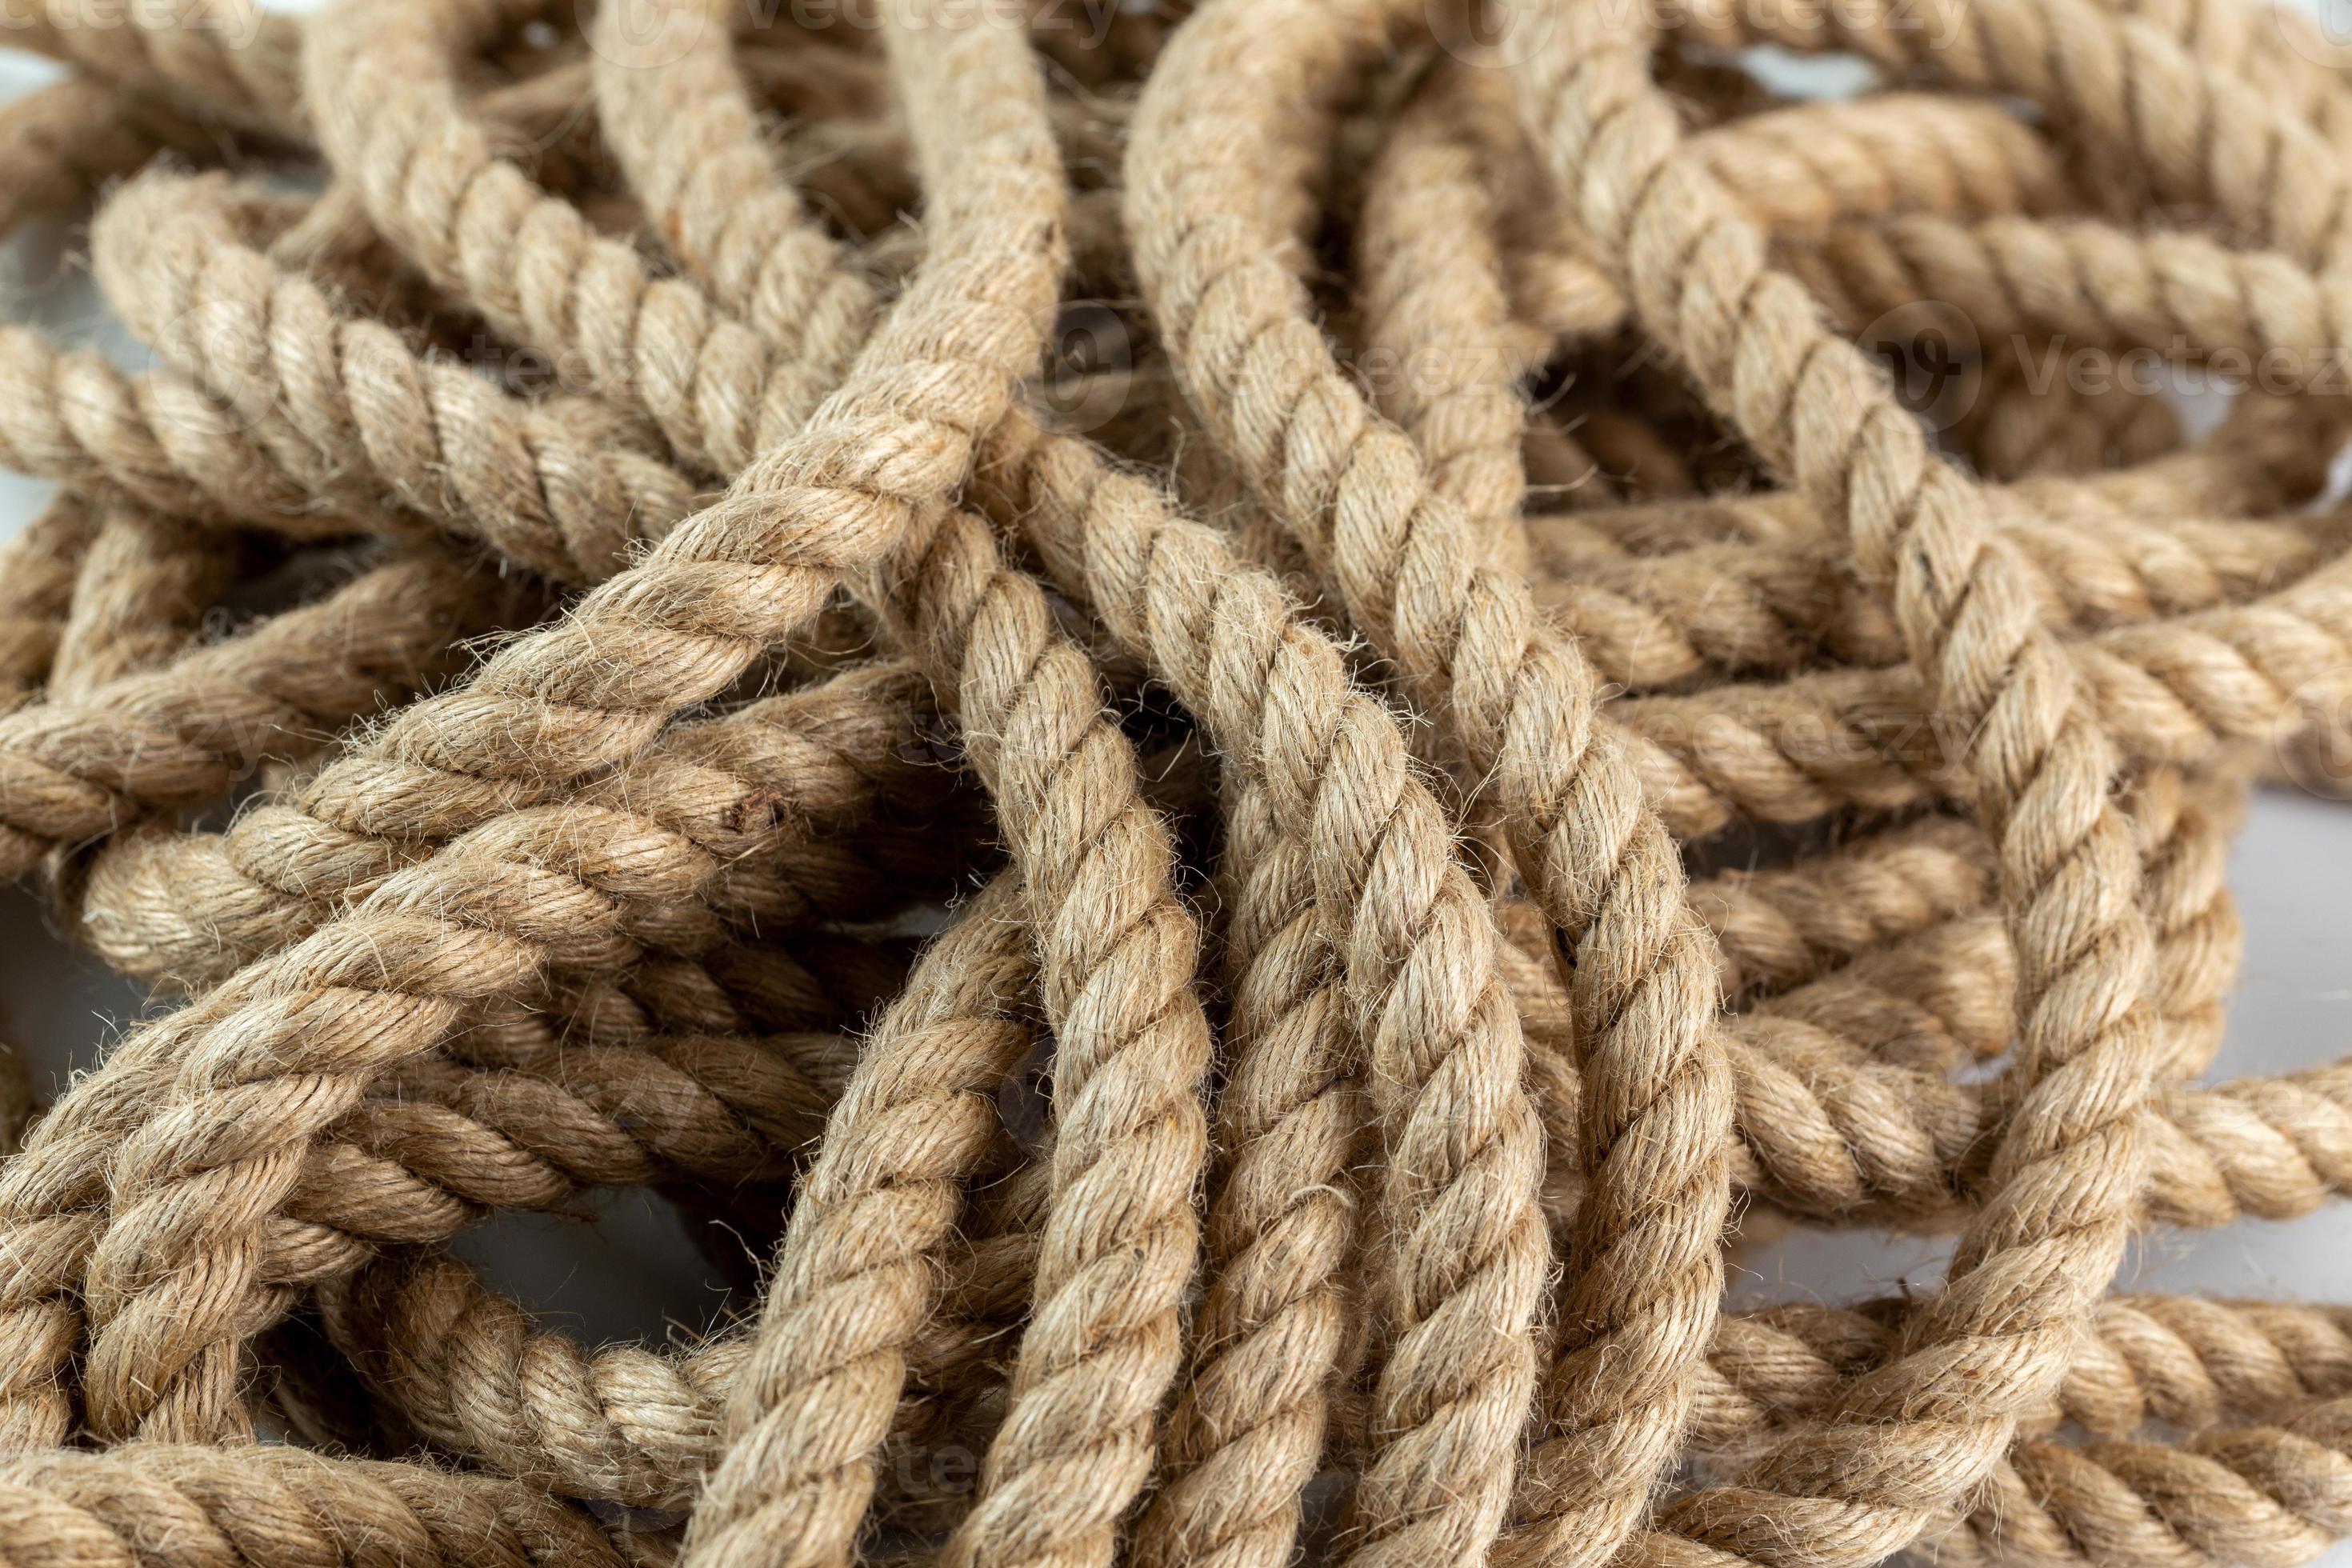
[0,0,2349,1562]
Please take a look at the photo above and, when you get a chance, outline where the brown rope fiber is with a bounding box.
[0,0,2347,1563]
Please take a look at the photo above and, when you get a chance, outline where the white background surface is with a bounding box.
[2,2,2350,1544]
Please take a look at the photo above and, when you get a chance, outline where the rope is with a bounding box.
[0,0,2345,1563]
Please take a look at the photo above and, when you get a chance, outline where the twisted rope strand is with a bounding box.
[680,872,1039,1562]
[590,0,881,423]
[1131,11,1739,1558]
[47,505,229,702]
[0,1441,630,1568]
[0,552,530,887]
[0,494,94,714]
[312,1255,2352,1524]
[978,401,1548,1568]
[91,174,705,584]
[303,0,858,476]
[46,0,1069,1447]
[69,663,958,993]
[1514,9,2170,1563]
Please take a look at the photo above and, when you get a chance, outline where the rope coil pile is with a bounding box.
[0,0,2349,1562]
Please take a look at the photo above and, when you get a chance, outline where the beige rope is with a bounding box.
[310,1257,2352,1518]
[1130,9,1738,1563]
[92,174,703,583]
[0,495,94,714]
[0,1442,634,1568]
[0,0,2348,1562]
[7,0,1063,1453]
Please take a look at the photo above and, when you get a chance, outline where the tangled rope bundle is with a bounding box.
[2,0,2352,1562]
